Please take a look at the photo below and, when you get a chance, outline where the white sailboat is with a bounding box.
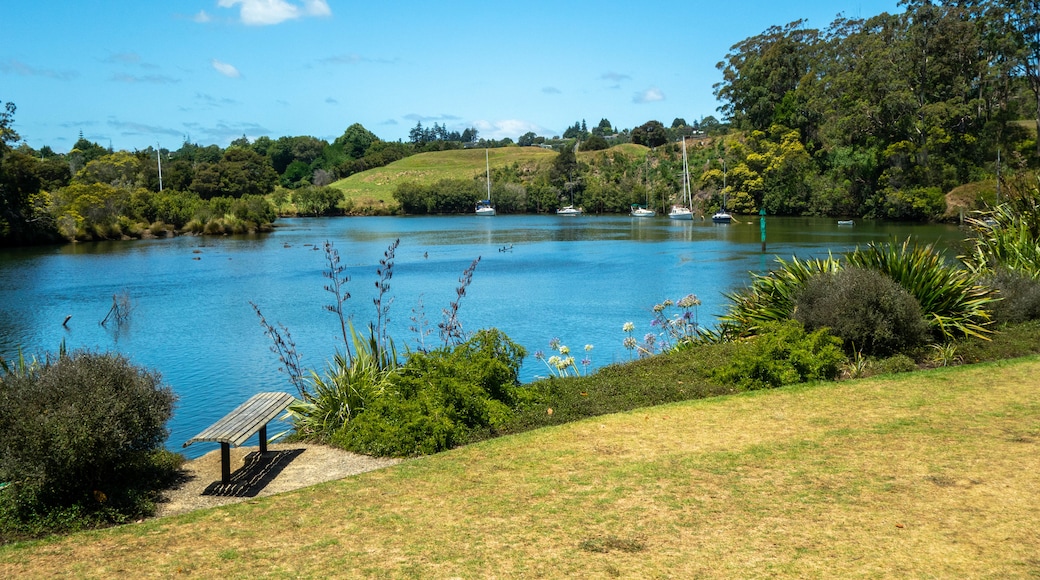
[712,155,732,223]
[475,149,496,216]
[630,204,655,217]
[669,137,694,220]
[631,176,655,217]
[557,183,583,215]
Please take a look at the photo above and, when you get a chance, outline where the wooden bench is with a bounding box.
[183,392,296,484]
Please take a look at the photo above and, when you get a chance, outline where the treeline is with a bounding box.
[710,1,1040,219]
[0,119,418,244]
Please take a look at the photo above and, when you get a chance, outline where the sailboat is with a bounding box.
[711,155,732,223]
[475,149,496,216]
[631,166,655,217]
[557,184,583,215]
[630,204,655,217]
[669,137,694,220]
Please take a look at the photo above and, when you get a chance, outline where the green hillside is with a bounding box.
[328,143,656,213]
[330,146,559,211]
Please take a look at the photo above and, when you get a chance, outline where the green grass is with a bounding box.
[3,328,1040,577]
[328,143,652,212]
[329,146,557,210]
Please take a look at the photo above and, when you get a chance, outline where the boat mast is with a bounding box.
[485,149,491,201]
[157,142,163,192]
[681,137,690,207]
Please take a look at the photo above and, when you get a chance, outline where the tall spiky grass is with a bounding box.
[717,254,842,338]
[846,238,995,340]
[718,239,995,342]
[289,322,398,442]
[964,204,1040,280]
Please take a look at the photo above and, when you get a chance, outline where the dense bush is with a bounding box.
[712,320,845,390]
[332,329,528,456]
[983,269,1040,324]
[794,267,931,356]
[0,350,179,538]
[393,179,483,214]
[721,239,996,344]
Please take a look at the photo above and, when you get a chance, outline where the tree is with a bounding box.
[714,20,821,131]
[593,118,613,136]
[518,131,538,147]
[0,102,54,243]
[671,118,688,128]
[0,101,18,151]
[580,135,609,151]
[74,152,142,189]
[335,124,379,159]
[631,120,668,147]
[218,148,278,198]
[997,1,1040,155]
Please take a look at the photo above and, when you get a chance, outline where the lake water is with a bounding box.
[0,215,966,458]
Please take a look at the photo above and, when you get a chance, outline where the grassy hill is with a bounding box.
[3,356,1038,577]
[329,143,654,213]
[330,146,559,211]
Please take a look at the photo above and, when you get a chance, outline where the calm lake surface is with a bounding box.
[0,215,967,457]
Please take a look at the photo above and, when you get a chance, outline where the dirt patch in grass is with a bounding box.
[155,443,400,518]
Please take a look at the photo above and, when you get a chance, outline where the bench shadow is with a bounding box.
[201,448,306,498]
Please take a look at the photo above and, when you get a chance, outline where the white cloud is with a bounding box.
[193,10,212,23]
[218,0,331,26]
[633,87,664,104]
[302,0,331,17]
[211,59,241,78]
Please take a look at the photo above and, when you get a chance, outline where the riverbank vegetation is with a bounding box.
[0,349,180,543]
[6,4,1040,243]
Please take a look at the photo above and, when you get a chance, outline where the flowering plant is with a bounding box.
[535,338,592,378]
[623,294,704,358]
[650,294,703,351]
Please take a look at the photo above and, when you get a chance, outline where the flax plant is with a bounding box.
[717,254,842,338]
[290,321,397,442]
[964,204,1040,280]
[719,239,995,342]
[845,238,994,340]
[322,240,352,358]
[439,257,481,346]
[373,239,400,351]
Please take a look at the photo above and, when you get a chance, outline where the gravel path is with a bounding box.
[154,443,401,518]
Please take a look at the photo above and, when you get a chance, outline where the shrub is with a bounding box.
[0,350,178,537]
[711,320,845,390]
[845,238,995,340]
[332,329,528,456]
[720,239,996,342]
[794,267,931,357]
[983,269,1040,324]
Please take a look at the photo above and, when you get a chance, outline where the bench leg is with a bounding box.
[220,442,231,484]
[259,424,268,454]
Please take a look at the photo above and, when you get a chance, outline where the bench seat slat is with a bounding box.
[183,392,296,448]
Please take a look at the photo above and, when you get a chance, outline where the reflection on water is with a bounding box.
[0,215,965,457]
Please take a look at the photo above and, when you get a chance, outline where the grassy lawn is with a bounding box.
[2,356,1038,578]
[330,146,558,210]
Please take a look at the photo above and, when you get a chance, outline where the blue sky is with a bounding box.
[2,0,900,153]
